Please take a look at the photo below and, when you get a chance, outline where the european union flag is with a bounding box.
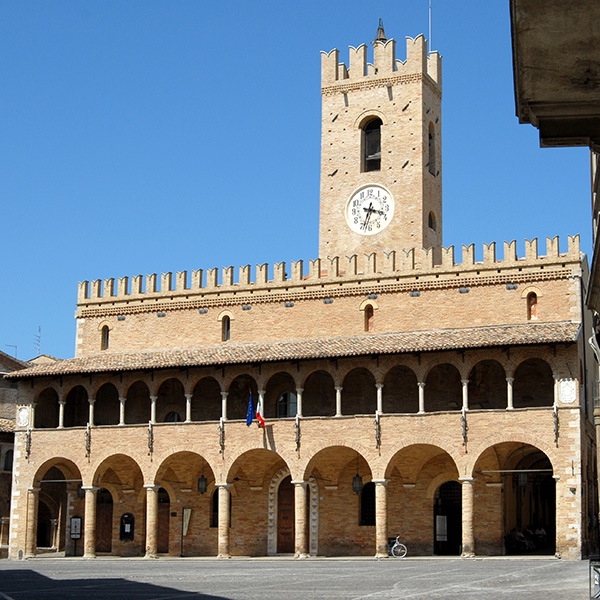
[246,391,254,427]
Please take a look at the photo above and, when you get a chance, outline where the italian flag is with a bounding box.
[256,393,265,428]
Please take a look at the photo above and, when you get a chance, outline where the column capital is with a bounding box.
[372,478,390,486]
[119,396,126,403]
[458,477,475,484]
[335,386,343,392]
[215,482,232,490]
[143,484,160,491]
[417,381,426,388]
[184,393,192,399]
[88,397,96,405]
[58,399,66,406]
[258,389,265,396]
[291,480,308,488]
[220,391,228,398]
[461,379,469,386]
[375,383,384,390]
[506,377,514,383]
[80,486,99,493]
[295,387,304,394]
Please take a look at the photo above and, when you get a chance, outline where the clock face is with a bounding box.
[345,184,395,235]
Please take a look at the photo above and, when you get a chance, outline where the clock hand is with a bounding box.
[362,202,374,230]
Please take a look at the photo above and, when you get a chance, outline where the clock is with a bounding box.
[345,184,394,235]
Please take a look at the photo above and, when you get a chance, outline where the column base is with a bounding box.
[144,552,158,559]
[374,552,389,559]
[217,553,231,559]
[461,552,475,558]
[294,552,309,559]
[83,553,97,559]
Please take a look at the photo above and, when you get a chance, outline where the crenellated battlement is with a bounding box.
[77,235,582,306]
[321,34,441,89]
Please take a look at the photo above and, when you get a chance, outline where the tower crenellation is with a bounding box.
[321,35,440,87]
[77,235,581,305]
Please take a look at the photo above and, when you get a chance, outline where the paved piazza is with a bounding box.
[0,558,590,599]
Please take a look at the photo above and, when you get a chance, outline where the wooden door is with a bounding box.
[95,501,113,552]
[157,491,170,554]
[277,476,294,553]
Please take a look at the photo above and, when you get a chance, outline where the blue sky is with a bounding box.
[0,1,591,360]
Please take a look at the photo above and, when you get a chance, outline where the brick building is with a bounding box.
[5,27,598,560]
[0,350,29,557]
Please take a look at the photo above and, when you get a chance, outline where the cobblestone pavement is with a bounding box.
[0,557,590,600]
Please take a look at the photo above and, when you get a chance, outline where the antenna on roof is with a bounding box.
[34,326,41,357]
[5,344,17,359]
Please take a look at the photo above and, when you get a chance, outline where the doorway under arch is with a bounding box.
[95,488,113,553]
[277,476,294,553]
[434,481,462,555]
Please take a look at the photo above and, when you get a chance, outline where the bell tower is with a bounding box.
[318,24,442,260]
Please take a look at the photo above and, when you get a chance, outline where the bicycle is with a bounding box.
[390,536,407,558]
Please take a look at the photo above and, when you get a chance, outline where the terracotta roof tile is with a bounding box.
[6,321,580,380]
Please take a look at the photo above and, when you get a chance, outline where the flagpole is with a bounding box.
[429,0,432,51]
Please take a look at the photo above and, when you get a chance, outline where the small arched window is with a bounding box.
[165,411,182,422]
[362,118,382,172]
[428,211,436,231]
[101,325,109,351]
[527,292,538,320]
[428,122,436,175]
[277,391,297,418]
[364,304,374,332]
[360,481,376,526]
[222,316,231,342]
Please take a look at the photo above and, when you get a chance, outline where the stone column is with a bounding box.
[373,479,389,558]
[25,487,40,558]
[50,518,59,548]
[88,398,96,427]
[554,377,560,407]
[296,388,303,418]
[185,393,192,422]
[459,477,475,557]
[221,391,228,421]
[149,396,157,424]
[82,486,98,558]
[335,386,343,417]
[376,383,384,414]
[119,397,126,425]
[418,382,426,413]
[217,483,231,558]
[29,402,36,429]
[594,406,600,542]
[144,484,159,558]
[506,377,514,410]
[58,400,66,429]
[461,380,469,411]
[292,481,308,558]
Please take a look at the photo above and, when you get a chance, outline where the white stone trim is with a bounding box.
[267,468,319,556]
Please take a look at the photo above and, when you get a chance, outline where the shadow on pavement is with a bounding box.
[0,569,231,600]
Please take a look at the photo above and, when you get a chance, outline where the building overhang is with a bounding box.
[510,0,600,149]
[6,321,581,381]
